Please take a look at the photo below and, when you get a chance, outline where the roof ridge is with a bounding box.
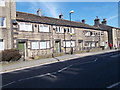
[16,11,105,30]
[16,11,94,27]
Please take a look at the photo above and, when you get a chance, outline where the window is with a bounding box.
[56,27,64,33]
[63,41,70,48]
[31,42,39,49]
[71,28,75,34]
[71,41,75,47]
[53,26,56,30]
[100,42,105,46]
[61,27,64,33]
[66,28,74,34]
[63,41,75,47]
[84,42,91,47]
[91,32,95,36]
[56,27,60,33]
[0,39,4,50]
[40,41,50,49]
[84,31,91,36]
[67,28,70,33]
[91,42,95,47]
[0,0,5,6]
[101,32,104,35]
[39,24,49,32]
[19,22,32,31]
[64,28,66,33]
[0,17,6,27]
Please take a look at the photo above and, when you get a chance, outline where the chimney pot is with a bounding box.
[59,13,63,19]
[82,19,85,24]
[102,18,107,25]
[37,8,42,16]
[94,16,100,27]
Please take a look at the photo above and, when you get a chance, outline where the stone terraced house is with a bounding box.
[12,11,108,59]
[0,0,120,59]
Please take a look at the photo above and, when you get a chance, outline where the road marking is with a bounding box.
[58,58,97,73]
[2,57,98,88]
[1,50,118,74]
[107,82,120,88]
[18,73,49,82]
[110,54,120,58]
[94,58,98,61]
[1,81,15,88]
[47,73,57,78]
[58,65,73,72]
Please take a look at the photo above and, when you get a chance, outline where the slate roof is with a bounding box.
[16,11,105,30]
[99,24,120,31]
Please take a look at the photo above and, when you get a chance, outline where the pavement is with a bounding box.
[0,49,119,74]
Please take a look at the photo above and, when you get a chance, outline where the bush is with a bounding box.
[0,49,21,62]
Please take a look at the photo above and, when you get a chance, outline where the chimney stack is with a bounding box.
[37,8,42,16]
[94,16,100,27]
[102,18,107,25]
[81,19,85,24]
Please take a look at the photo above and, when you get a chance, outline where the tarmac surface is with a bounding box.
[1,49,120,88]
[0,49,119,74]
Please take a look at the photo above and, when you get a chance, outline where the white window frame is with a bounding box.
[0,17,6,28]
[40,41,50,49]
[0,0,5,6]
[56,27,64,33]
[60,27,64,33]
[84,42,91,47]
[39,24,49,32]
[0,39,4,50]
[91,32,95,36]
[56,27,60,33]
[85,31,91,36]
[63,41,75,48]
[31,42,39,49]
[71,28,75,34]
[19,22,32,31]
[91,42,95,47]
[100,42,105,46]
[71,41,75,47]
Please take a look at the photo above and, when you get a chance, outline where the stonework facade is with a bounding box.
[0,0,120,59]
[11,11,109,58]
[0,0,16,50]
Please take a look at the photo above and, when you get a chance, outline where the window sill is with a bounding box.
[0,26,6,28]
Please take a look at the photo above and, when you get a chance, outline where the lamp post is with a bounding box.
[69,10,74,55]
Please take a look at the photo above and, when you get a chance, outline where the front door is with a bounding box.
[55,41,61,53]
[79,42,83,51]
[18,42,26,57]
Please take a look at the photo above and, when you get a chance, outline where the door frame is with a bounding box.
[17,39,28,58]
[55,39,61,53]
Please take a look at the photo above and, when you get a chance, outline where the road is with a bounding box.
[1,50,120,88]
